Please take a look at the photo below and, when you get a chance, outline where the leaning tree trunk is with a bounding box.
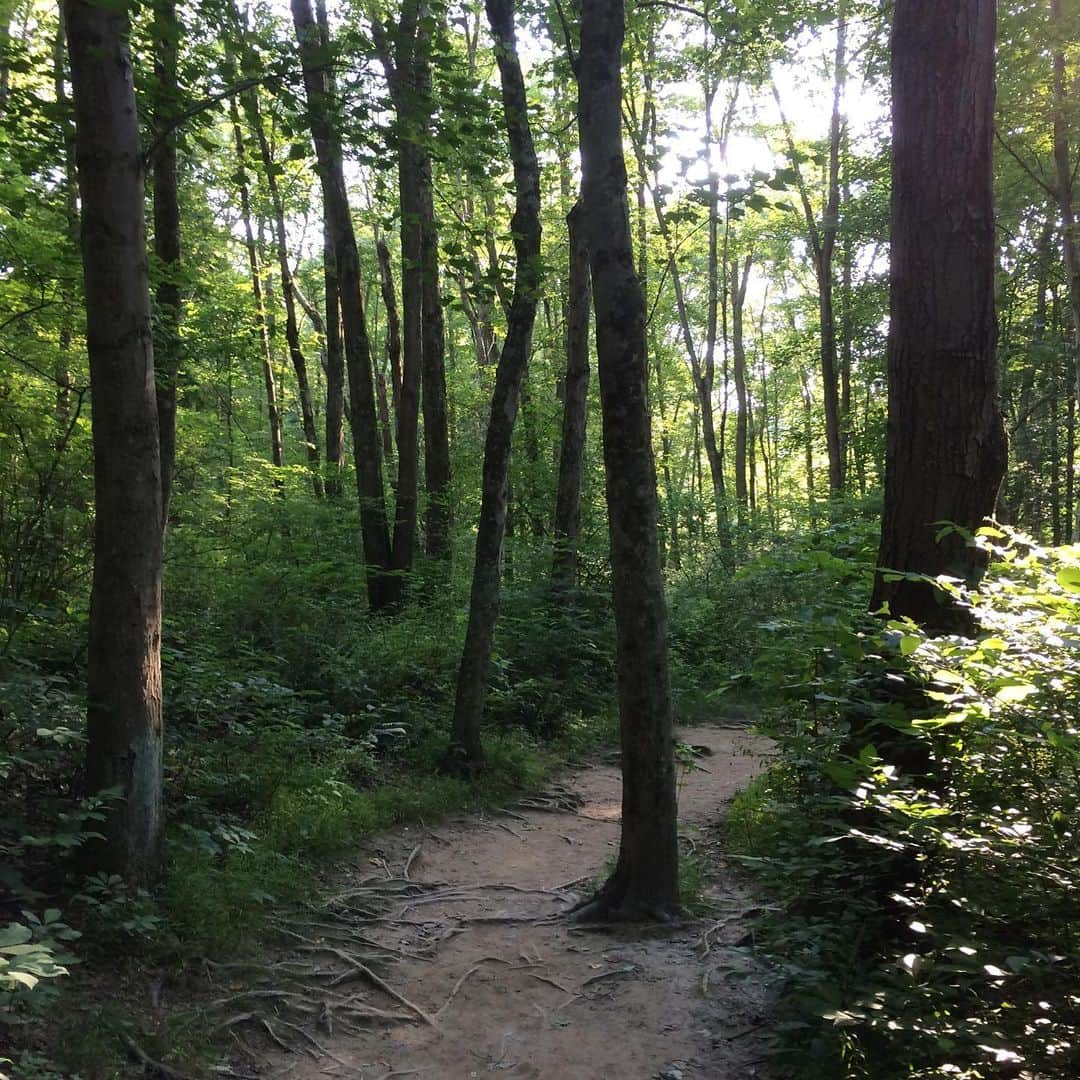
[870,0,1007,629]
[573,0,678,921]
[551,201,591,587]
[292,0,394,608]
[151,0,180,527]
[446,0,542,771]
[67,0,164,886]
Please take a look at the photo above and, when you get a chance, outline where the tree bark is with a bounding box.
[447,0,542,770]
[151,0,180,526]
[552,202,591,586]
[67,0,163,885]
[292,0,394,608]
[573,0,678,922]
[871,0,1007,629]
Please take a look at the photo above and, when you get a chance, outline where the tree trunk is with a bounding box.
[292,0,394,608]
[573,0,678,922]
[552,201,591,586]
[151,0,180,526]
[447,0,542,770]
[52,8,77,432]
[1049,0,1080,538]
[376,235,403,418]
[871,0,1007,629]
[67,0,163,886]
[229,97,283,469]
[245,86,324,497]
[731,254,751,514]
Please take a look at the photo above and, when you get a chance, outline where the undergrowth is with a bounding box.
[723,526,1080,1078]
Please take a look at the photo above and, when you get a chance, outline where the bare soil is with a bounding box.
[221,725,774,1080]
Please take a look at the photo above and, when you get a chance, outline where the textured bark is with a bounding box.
[552,202,591,586]
[67,0,163,885]
[292,0,394,608]
[573,0,678,922]
[151,0,180,526]
[447,0,542,770]
[871,0,1007,629]
[229,98,283,469]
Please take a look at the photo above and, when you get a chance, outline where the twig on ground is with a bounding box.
[329,958,438,1026]
[435,965,481,1018]
[119,1032,199,1080]
[580,964,636,989]
[528,972,573,994]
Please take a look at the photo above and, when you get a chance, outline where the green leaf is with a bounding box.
[1055,566,1080,593]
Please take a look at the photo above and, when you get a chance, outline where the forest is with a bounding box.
[1,0,1079,1076]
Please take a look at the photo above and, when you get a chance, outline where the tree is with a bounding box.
[871,0,1007,629]
[446,0,542,770]
[573,0,678,920]
[291,0,394,609]
[66,0,164,885]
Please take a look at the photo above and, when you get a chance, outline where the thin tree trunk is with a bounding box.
[731,254,751,514]
[552,202,591,586]
[376,236,403,418]
[871,0,1006,628]
[1049,0,1080,538]
[52,8,77,432]
[292,0,394,608]
[229,99,283,469]
[245,87,324,497]
[67,0,163,885]
[151,0,180,525]
[447,0,542,770]
[573,0,677,922]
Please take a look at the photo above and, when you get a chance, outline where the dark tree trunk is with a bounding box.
[67,0,163,886]
[52,9,77,432]
[573,0,678,922]
[870,0,1007,629]
[376,235,403,419]
[446,0,542,770]
[292,0,394,608]
[151,0,180,526]
[229,97,283,469]
[552,202,591,586]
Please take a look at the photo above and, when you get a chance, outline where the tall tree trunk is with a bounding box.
[292,0,394,608]
[244,86,324,497]
[376,235,403,418]
[871,0,1006,629]
[573,0,677,922]
[67,0,163,885]
[1049,0,1080,538]
[52,7,77,432]
[552,202,591,586]
[229,98,283,469]
[731,254,751,514]
[151,0,180,526]
[447,0,542,770]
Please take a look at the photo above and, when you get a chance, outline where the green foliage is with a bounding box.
[729,528,1080,1078]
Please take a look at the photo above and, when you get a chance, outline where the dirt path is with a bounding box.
[236,725,773,1079]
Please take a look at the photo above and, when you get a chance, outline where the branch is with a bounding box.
[995,127,1057,200]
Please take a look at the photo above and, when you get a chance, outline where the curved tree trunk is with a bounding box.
[573,0,678,922]
[446,0,542,770]
[871,0,1007,629]
[67,0,163,886]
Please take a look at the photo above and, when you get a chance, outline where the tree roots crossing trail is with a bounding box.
[211,725,773,1079]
